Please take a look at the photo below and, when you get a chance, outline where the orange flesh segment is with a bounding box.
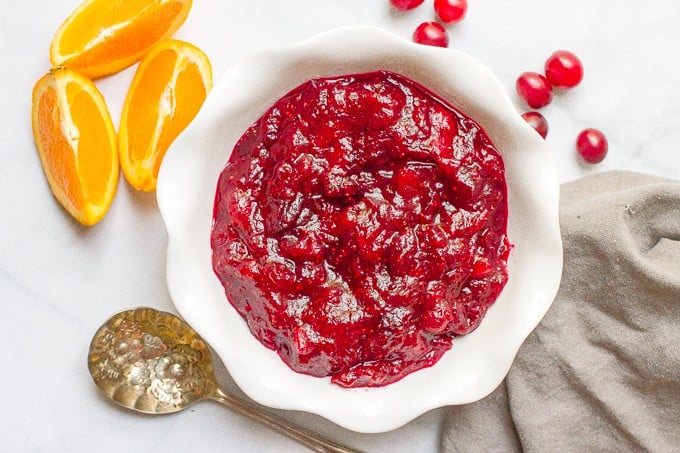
[37,86,85,212]
[51,0,192,78]
[119,40,211,191]
[69,81,115,205]
[126,49,178,169]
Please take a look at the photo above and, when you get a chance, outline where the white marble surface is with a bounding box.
[2,0,679,451]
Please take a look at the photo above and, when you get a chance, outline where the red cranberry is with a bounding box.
[390,0,425,11]
[434,0,467,24]
[516,72,553,109]
[413,22,449,47]
[545,50,583,89]
[576,128,608,163]
[521,111,548,138]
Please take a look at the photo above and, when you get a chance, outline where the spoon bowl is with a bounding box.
[88,307,359,453]
[89,307,216,414]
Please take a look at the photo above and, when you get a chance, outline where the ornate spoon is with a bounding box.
[88,307,361,453]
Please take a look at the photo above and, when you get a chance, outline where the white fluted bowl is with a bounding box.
[157,25,562,433]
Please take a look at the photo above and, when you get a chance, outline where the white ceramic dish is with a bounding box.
[157,25,563,433]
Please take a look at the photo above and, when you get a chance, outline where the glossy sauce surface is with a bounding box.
[211,71,510,387]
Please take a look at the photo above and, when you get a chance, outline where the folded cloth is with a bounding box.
[442,171,680,452]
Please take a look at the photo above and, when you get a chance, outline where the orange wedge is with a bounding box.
[31,68,119,226]
[50,0,193,79]
[119,39,212,191]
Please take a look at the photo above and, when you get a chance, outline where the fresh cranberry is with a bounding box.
[545,50,583,89]
[390,0,425,10]
[521,111,548,138]
[413,22,449,47]
[576,128,608,163]
[434,0,467,24]
[516,72,553,109]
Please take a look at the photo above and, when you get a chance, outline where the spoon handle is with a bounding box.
[210,388,363,453]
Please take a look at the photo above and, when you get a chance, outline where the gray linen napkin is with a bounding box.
[442,171,680,452]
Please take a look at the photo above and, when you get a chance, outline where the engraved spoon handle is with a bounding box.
[210,388,362,453]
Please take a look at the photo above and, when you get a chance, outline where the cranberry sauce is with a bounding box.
[211,70,511,387]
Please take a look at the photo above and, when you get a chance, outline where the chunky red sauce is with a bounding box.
[211,71,510,387]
